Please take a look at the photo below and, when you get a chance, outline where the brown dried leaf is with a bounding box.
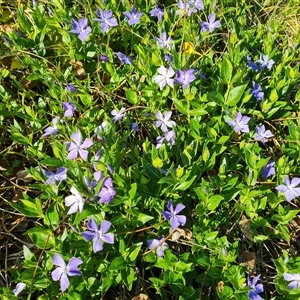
[239,215,255,241]
[132,293,148,300]
[16,169,33,182]
[239,251,256,272]
[170,228,193,241]
[217,281,225,293]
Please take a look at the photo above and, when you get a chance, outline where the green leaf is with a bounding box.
[152,157,163,168]
[137,213,154,224]
[207,195,224,211]
[176,175,197,191]
[26,226,55,249]
[127,242,143,263]
[226,84,247,106]
[220,57,233,84]
[44,203,60,226]
[172,98,188,115]
[125,89,138,104]
[109,257,127,270]
[17,8,32,32]
[11,200,40,217]
[189,107,208,116]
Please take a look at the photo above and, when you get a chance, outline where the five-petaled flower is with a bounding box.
[226,112,250,133]
[93,9,118,33]
[66,84,77,92]
[147,236,168,257]
[63,102,76,117]
[154,66,175,90]
[276,177,300,202]
[51,254,82,292]
[253,125,273,143]
[200,13,221,33]
[262,160,275,179]
[155,32,173,50]
[175,69,196,89]
[111,107,126,122]
[155,111,176,132]
[42,117,60,137]
[257,54,275,70]
[176,0,197,16]
[66,131,93,161]
[156,130,176,149]
[44,167,68,185]
[246,56,258,71]
[65,186,85,214]
[82,219,114,252]
[283,272,300,290]
[162,200,186,230]
[115,52,132,65]
[69,18,91,42]
[149,4,164,22]
[123,6,143,26]
[98,177,116,204]
[247,275,264,300]
[250,81,264,101]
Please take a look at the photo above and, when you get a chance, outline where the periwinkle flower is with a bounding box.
[149,4,164,22]
[176,0,197,16]
[98,177,116,204]
[82,219,114,252]
[44,167,68,185]
[246,56,258,71]
[42,116,60,137]
[123,6,143,26]
[131,123,139,131]
[66,131,93,161]
[162,200,186,230]
[13,283,26,296]
[283,272,300,289]
[253,125,273,143]
[200,13,221,33]
[51,254,82,292]
[155,111,176,132]
[69,18,92,42]
[165,53,173,62]
[156,130,176,149]
[247,275,264,300]
[111,107,126,122]
[257,54,275,70]
[153,66,175,90]
[276,177,300,202]
[250,81,264,101]
[66,84,77,92]
[62,102,76,117]
[93,9,118,33]
[175,69,196,89]
[262,160,275,179]
[155,32,173,50]
[65,186,85,214]
[100,54,109,62]
[115,52,132,65]
[226,112,250,133]
[147,236,168,257]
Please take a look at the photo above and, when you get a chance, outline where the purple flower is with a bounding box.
[98,177,116,204]
[82,219,114,252]
[175,69,196,89]
[63,102,76,117]
[176,0,197,16]
[100,54,109,62]
[257,54,275,70]
[165,53,173,62]
[226,112,250,133]
[69,18,92,42]
[247,275,264,300]
[94,9,118,33]
[250,81,264,101]
[65,186,85,214]
[253,125,273,143]
[131,123,139,131]
[13,283,26,296]
[66,131,93,161]
[115,52,132,65]
[123,6,143,26]
[44,167,68,185]
[276,177,300,202]
[155,32,173,50]
[51,254,82,292]
[162,200,186,230]
[283,273,300,289]
[42,117,60,137]
[66,84,77,92]
[147,236,168,257]
[154,66,175,90]
[111,107,126,122]
[246,56,259,71]
[149,4,164,22]
[191,0,204,11]
[262,160,275,179]
[84,171,103,193]
[156,130,176,149]
[155,111,176,132]
[200,13,221,33]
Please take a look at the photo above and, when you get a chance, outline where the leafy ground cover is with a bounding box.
[1,0,300,299]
